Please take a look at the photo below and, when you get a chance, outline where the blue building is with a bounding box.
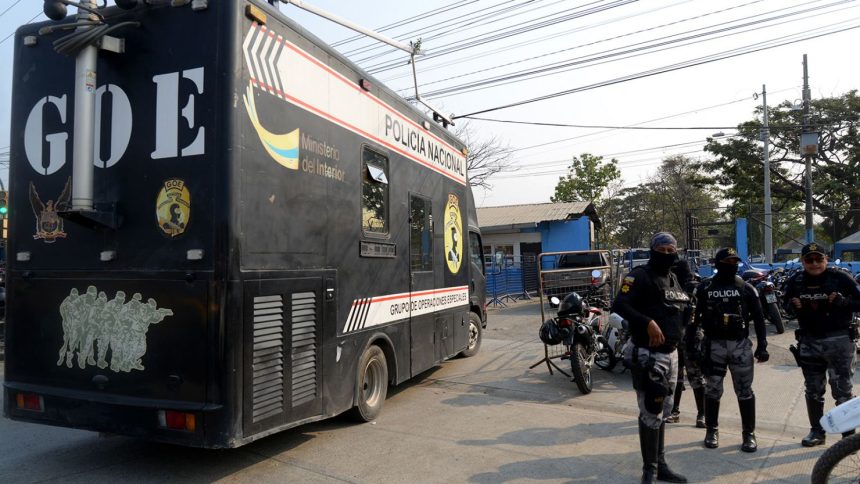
[476,202,601,261]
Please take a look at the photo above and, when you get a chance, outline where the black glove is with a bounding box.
[754,344,770,363]
[831,293,848,307]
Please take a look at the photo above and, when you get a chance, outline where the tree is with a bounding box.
[608,156,720,249]
[551,153,621,203]
[455,124,515,189]
[702,90,860,245]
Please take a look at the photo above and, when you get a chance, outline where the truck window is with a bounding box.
[558,253,604,268]
[469,231,484,274]
[410,195,433,272]
[362,148,389,235]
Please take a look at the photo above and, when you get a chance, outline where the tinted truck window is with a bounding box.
[558,253,606,268]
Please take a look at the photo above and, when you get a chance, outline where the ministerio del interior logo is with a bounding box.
[243,83,300,170]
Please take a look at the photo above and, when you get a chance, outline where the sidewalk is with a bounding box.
[426,299,854,483]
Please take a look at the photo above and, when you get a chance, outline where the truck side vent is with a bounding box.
[291,291,318,407]
[252,295,285,423]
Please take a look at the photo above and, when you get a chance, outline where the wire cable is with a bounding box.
[419,1,855,99]
[453,22,860,119]
[388,0,763,87]
[345,0,549,62]
[0,0,24,19]
[0,11,42,46]
[363,0,636,72]
[331,0,477,48]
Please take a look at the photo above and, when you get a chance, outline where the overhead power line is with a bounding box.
[364,0,637,73]
[0,10,41,46]
[347,0,552,60]
[330,0,477,48]
[466,117,744,130]
[390,0,765,89]
[420,1,856,100]
[381,0,706,84]
[453,22,860,119]
[0,0,24,19]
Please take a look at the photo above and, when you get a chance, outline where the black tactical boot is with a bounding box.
[639,419,659,484]
[693,387,706,428]
[802,398,826,447]
[657,422,688,483]
[704,397,720,449]
[665,381,684,423]
[739,397,757,453]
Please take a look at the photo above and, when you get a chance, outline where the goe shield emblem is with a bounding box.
[444,194,463,274]
[156,179,191,237]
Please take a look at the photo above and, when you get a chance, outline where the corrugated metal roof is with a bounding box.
[837,230,860,245]
[476,202,597,229]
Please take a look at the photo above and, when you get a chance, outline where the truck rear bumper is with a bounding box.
[3,382,227,448]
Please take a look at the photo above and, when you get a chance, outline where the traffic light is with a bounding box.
[0,190,7,216]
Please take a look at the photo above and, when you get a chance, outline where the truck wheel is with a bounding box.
[348,345,388,422]
[459,312,483,358]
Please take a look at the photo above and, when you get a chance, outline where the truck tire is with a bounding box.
[459,312,483,358]
[348,345,388,422]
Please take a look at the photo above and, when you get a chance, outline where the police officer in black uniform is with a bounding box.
[783,242,860,447]
[613,232,689,484]
[664,256,706,428]
[693,247,769,452]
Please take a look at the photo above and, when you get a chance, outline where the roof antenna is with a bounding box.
[281,0,454,127]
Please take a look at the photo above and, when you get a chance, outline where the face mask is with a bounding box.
[649,249,677,273]
[715,261,738,280]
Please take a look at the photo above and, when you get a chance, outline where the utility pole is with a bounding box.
[801,55,815,243]
[762,85,773,263]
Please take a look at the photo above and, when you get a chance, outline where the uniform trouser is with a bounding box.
[684,329,706,390]
[704,338,754,401]
[799,334,856,405]
[623,344,679,429]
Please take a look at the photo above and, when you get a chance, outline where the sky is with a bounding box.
[1,0,858,207]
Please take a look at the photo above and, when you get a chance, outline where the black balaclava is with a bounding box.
[714,261,739,281]
[647,231,678,275]
[649,250,678,274]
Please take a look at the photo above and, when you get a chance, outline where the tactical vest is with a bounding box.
[792,268,852,335]
[628,266,690,352]
[700,275,749,340]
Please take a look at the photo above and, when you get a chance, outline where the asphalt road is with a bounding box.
[0,301,850,483]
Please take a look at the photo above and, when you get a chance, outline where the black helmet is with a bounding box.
[538,319,563,345]
[558,292,585,317]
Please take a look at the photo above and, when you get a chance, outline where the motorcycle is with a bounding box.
[599,312,629,372]
[812,396,860,484]
[741,268,785,334]
[542,291,611,394]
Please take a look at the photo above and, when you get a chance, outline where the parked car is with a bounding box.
[624,248,650,270]
[541,250,612,307]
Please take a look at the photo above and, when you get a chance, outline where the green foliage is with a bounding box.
[702,90,860,245]
[603,156,720,249]
[551,153,621,203]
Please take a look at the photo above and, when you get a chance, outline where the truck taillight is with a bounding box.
[16,393,44,412]
[158,410,196,432]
